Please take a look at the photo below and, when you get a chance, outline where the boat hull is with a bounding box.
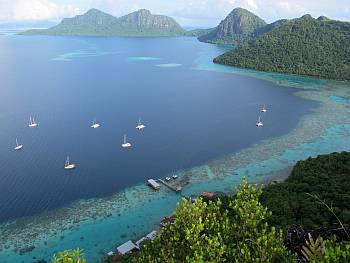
[14,145,23,150]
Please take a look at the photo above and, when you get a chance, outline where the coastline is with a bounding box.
[1,43,350,263]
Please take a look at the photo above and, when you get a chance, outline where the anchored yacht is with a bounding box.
[261,104,267,113]
[91,119,100,129]
[14,138,23,151]
[64,156,76,170]
[28,116,38,128]
[121,134,132,148]
[136,118,146,130]
[256,116,264,127]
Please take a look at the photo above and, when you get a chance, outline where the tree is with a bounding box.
[134,178,295,262]
[52,248,87,263]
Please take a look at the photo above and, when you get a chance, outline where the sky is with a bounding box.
[0,0,349,27]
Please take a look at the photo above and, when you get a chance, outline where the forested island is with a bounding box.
[213,14,350,81]
[21,9,185,37]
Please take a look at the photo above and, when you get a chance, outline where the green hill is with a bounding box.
[184,28,214,37]
[21,9,185,37]
[198,8,267,45]
[261,151,350,229]
[214,15,350,81]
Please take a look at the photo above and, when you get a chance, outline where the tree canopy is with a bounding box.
[214,15,350,81]
[133,179,294,262]
[261,152,350,229]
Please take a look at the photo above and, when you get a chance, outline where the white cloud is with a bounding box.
[0,0,80,22]
[0,0,349,25]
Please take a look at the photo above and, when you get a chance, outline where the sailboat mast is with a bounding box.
[124,135,126,144]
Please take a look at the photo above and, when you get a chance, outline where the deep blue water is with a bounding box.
[0,36,316,222]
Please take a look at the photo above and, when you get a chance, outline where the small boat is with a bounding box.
[14,138,23,151]
[121,134,132,148]
[136,118,146,130]
[64,156,76,170]
[172,174,178,179]
[28,116,38,128]
[261,104,267,113]
[91,119,100,129]
[165,177,171,181]
[256,116,264,127]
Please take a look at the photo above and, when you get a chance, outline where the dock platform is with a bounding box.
[158,179,182,193]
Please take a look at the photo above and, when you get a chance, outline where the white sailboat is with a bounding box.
[261,104,267,113]
[136,118,145,130]
[28,116,38,128]
[256,116,264,127]
[91,119,100,129]
[121,134,132,148]
[64,156,76,170]
[14,138,23,151]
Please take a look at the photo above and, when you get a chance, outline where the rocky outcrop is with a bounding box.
[21,9,185,37]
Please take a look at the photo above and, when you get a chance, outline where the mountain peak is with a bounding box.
[317,16,330,21]
[84,8,106,15]
[228,8,257,16]
[301,14,314,20]
[199,7,266,45]
[136,9,151,15]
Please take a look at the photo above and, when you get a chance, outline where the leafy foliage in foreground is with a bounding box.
[133,179,294,262]
[52,248,86,263]
[301,234,350,263]
[214,15,350,80]
[261,152,350,229]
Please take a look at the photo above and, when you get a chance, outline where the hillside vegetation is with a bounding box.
[199,8,267,45]
[261,151,350,229]
[214,15,350,81]
[21,9,185,37]
[52,152,350,262]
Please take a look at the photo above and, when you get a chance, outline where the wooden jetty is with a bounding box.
[158,179,182,193]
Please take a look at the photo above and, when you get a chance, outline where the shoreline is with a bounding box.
[1,43,350,263]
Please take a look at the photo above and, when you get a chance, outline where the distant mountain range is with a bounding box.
[21,9,185,37]
[18,7,290,41]
[19,7,350,81]
[214,14,350,81]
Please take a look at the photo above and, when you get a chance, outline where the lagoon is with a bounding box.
[0,35,349,262]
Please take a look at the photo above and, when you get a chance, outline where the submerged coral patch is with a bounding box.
[52,49,125,61]
[155,63,182,68]
[128,56,161,61]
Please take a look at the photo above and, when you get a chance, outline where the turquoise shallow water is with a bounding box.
[0,38,350,263]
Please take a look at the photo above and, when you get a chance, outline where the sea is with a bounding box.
[0,34,349,262]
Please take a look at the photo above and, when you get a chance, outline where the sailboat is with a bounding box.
[136,118,146,130]
[64,156,76,170]
[28,116,38,128]
[261,104,267,113]
[91,119,100,129]
[121,134,132,148]
[256,116,264,127]
[14,138,23,151]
